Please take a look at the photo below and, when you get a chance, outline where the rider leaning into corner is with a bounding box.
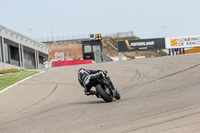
[78,68,118,98]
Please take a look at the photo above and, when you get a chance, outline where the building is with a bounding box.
[0,25,48,69]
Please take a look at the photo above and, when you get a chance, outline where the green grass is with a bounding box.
[0,71,40,91]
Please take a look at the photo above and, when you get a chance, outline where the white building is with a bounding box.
[0,25,48,69]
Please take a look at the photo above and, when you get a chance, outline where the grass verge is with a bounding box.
[0,71,40,91]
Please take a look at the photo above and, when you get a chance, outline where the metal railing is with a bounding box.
[94,50,113,63]
[35,31,134,43]
[24,64,35,69]
[10,59,19,66]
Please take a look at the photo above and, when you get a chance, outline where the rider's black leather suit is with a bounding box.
[78,68,105,92]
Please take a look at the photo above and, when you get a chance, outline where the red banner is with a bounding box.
[52,60,93,67]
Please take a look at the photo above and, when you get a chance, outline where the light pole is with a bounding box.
[48,50,53,68]
[28,28,32,38]
[51,30,54,42]
[163,27,167,37]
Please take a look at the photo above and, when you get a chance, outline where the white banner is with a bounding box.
[55,53,64,61]
[165,35,200,49]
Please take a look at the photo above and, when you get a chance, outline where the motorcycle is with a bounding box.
[93,71,120,102]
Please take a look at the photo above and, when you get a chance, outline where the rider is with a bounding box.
[78,68,116,96]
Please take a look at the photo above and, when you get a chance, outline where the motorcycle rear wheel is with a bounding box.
[96,84,113,102]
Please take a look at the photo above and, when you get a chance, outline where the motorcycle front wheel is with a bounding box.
[115,90,121,100]
[96,84,113,102]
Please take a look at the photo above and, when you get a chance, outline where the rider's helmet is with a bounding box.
[78,68,85,72]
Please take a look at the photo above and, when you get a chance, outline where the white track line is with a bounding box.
[0,71,45,94]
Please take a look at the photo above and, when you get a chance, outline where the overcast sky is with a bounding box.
[0,0,200,40]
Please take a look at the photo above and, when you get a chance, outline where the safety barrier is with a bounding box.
[52,59,93,67]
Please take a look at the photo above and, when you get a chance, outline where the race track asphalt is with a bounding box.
[0,53,200,133]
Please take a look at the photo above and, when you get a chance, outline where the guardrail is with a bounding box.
[35,31,134,43]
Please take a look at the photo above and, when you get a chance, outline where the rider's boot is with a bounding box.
[90,90,100,98]
[89,90,96,95]
[84,90,98,96]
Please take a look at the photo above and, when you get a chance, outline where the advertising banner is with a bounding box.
[165,35,200,49]
[118,38,165,52]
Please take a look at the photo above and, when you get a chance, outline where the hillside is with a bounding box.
[46,41,83,60]
[44,36,166,61]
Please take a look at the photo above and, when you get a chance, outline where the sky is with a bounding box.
[0,0,200,40]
